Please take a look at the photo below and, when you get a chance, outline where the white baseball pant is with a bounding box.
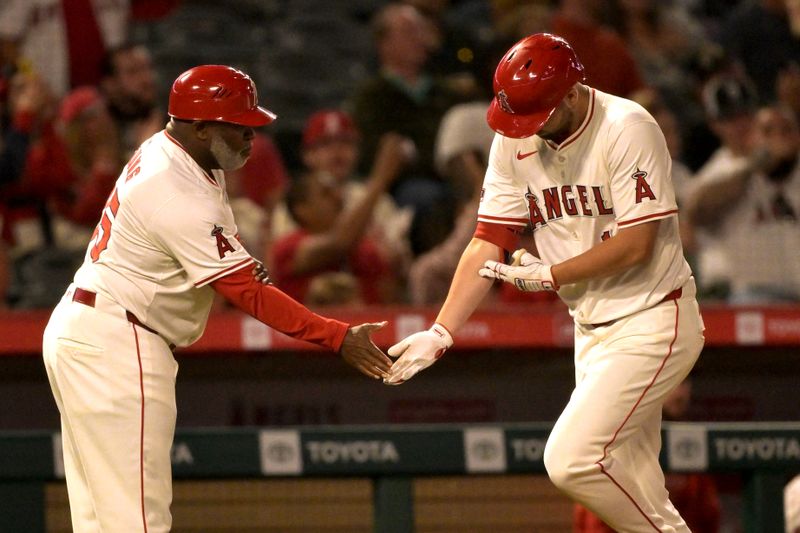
[544,279,705,532]
[43,286,177,532]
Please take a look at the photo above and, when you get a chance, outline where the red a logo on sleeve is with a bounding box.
[632,168,656,203]
[211,224,235,258]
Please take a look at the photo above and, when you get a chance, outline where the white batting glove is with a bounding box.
[479,248,559,292]
[383,323,453,385]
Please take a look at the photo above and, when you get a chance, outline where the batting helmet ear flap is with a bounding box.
[487,33,585,139]
[168,65,276,127]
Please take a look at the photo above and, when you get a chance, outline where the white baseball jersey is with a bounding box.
[478,88,691,324]
[73,130,254,347]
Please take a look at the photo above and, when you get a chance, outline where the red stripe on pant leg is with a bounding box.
[594,300,681,532]
[599,464,661,531]
[132,325,148,533]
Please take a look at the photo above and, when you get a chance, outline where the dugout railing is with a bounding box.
[1,422,797,532]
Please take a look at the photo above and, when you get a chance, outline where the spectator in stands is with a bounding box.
[400,0,485,94]
[1,70,54,190]
[719,0,800,104]
[0,68,67,309]
[492,1,555,43]
[615,0,711,88]
[53,86,122,244]
[614,0,716,154]
[11,42,162,254]
[348,2,465,255]
[270,133,412,305]
[98,43,163,158]
[0,0,179,97]
[550,0,646,97]
[45,42,162,244]
[1,83,123,308]
[574,378,721,533]
[0,70,61,255]
[270,110,413,271]
[688,102,800,303]
[408,106,490,305]
[684,74,760,299]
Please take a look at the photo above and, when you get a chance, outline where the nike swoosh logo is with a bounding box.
[516,150,538,160]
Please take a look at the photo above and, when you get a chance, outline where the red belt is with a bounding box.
[72,287,161,337]
[589,287,683,329]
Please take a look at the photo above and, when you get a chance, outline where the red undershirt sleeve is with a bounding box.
[211,265,349,352]
[473,221,522,253]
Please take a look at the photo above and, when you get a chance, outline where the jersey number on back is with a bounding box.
[89,150,142,262]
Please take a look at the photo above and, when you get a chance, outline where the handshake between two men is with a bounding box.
[371,248,558,384]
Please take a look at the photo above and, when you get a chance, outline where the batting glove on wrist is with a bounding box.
[383,323,453,385]
[479,249,559,292]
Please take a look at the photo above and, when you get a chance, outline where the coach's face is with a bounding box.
[206,122,255,171]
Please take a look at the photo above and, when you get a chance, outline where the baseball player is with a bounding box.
[42,65,392,532]
[385,34,705,532]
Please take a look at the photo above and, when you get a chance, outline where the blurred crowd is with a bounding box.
[1,0,799,311]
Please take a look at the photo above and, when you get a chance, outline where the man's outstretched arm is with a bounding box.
[384,237,500,384]
[212,265,392,380]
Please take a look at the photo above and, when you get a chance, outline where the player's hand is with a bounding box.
[383,323,453,385]
[252,260,272,285]
[479,248,559,292]
[339,322,392,380]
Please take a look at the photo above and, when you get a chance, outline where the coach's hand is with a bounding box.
[383,323,453,385]
[479,249,559,292]
[340,322,393,380]
[252,260,272,285]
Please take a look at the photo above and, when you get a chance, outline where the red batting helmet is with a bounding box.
[168,65,276,127]
[487,33,585,138]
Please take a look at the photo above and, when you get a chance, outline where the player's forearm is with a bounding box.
[435,238,500,333]
[551,221,659,285]
[212,266,349,351]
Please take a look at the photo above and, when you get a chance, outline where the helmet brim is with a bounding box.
[486,98,554,139]
[226,105,277,127]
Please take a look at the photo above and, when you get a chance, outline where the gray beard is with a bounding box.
[210,134,247,171]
